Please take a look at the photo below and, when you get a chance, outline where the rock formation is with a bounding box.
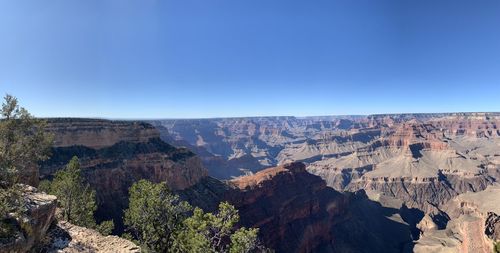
[227,162,349,252]
[38,115,500,252]
[153,114,500,212]
[0,185,140,253]
[414,185,500,253]
[182,162,414,253]
[0,186,57,253]
[41,118,208,231]
[42,221,140,252]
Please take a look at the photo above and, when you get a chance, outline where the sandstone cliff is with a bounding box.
[182,162,414,253]
[41,118,208,232]
[154,114,500,251]
[153,114,500,214]
[227,162,349,252]
[414,185,500,253]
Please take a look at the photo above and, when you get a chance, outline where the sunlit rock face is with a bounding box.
[414,185,500,253]
[182,162,415,253]
[43,221,140,252]
[40,118,208,231]
[227,162,349,252]
[153,113,500,252]
[307,113,500,212]
[152,113,500,212]
[0,186,57,253]
[46,118,159,149]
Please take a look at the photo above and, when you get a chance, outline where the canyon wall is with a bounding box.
[182,162,414,253]
[40,118,208,231]
[37,115,500,252]
[414,185,500,253]
[154,113,500,212]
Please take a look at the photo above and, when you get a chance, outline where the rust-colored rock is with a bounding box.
[183,162,414,253]
[46,118,158,149]
[40,119,208,231]
[227,162,348,252]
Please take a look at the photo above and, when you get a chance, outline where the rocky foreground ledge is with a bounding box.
[43,221,140,252]
[0,186,139,253]
[0,185,57,252]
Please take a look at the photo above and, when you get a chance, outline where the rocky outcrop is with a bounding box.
[41,118,208,232]
[154,114,500,251]
[42,221,140,252]
[306,114,499,212]
[0,186,57,253]
[46,118,158,149]
[486,212,500,241]
[149,116,375,178]
[227,162,349,253]
[182,162,414,253]
[414,185,500,253]
[414,214,493,253]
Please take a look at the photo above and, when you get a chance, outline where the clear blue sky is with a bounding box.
[1,0,499,118]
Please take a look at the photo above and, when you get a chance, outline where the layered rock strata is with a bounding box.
[182,162,414,253]
[414,185,500,253]
[41,119,208,231]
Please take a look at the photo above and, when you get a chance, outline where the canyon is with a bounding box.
[10,113,498,252]
[40,118,207,231]
[151,113,500,251]
[151,114,500,211]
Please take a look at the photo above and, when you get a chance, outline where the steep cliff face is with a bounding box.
[182,162,414,253]
[153,114,500,252]
[0,186,57,253]
[46,118,158,149]
[153,114,500,214]
[414,185,500,253]
[227,162,349,253]
[307,114,500,212]
[149,116,374,178]
[41,119,208,230]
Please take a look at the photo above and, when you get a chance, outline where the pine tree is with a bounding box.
[0,94,52,238]
[124,181,272,253]
[176,202,267,253]
[0,94,52,188]
[124,179,192,252]
[43,156,114,235]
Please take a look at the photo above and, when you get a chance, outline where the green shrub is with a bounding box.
[124,180,271,253]
[44,156,114,234]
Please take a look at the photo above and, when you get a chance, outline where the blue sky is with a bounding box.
[1,0,499,118]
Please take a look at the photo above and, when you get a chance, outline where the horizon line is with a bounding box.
[37,111,500,121]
